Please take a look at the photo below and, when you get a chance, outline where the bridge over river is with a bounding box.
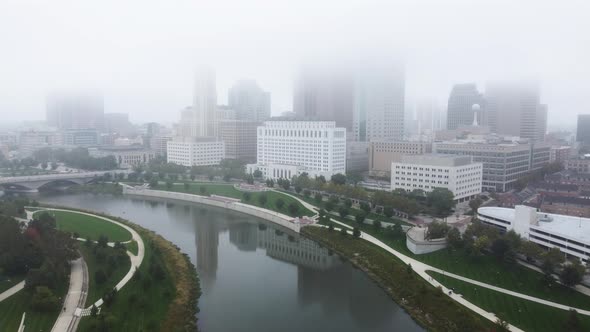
[0,171,127,192]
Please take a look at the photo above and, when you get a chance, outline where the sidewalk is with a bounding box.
[51,256,88,332]
[0,280,25,303]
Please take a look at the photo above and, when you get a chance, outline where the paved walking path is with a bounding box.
[51,256,88,332]
[0,280,25,303]
[284,193,590,332]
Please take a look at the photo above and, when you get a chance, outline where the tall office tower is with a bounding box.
[414,98,444,133]
[192,67,218,137]
[353,62,405,141]
[485,82,547,141]
[576,114,590,144]
[104,113,133,135]
[46,92,105,130]
[228,80,271,122]
[446,84,484,130]
[293,65,354,133]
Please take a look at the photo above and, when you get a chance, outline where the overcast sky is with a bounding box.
[1,0,588,129]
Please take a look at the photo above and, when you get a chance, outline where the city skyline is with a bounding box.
[0,1,588,129]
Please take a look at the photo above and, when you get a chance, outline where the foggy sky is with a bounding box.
[1,0,589,129]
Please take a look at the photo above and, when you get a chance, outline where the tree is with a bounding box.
[543,247,565,269]
[426,188,456,217]
[281,179,291,190]
[339,207,349,218]
[347,172,363,185]
[245,174,254,184]
[199,186,207,195]
[90,304,98,317]
[355,212,366,224]
[331,173,347,186]
[295,186,302,194]
[469,197,483,213]
[41,162,48,170]
[303,189,311,198]
[359,202,371,213]
[314,193,322,203]
[328,222,334,231]
[253,169,263,178]
[446,227,463,249]
[166,181,173,189]
[258,194,268,206]
[519,241,542,261]
[243,192,251,202]
[275,198,285,210]
[373,220,382,230]
[491,238,511,261]
[97,235,109,247]
[426,221,450,240]
[560,261,586,287]
[353,227,361,238]
[344,199,352,208]
[183,182,190,190]
[564,309,582,332]
[383,206,394,218]
[340,227,348,236]
[149,179,158,188]
[473,235,490,254]
[392,221,403,237]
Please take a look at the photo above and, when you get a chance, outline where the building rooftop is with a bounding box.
[478,206,590,243]
[399,153,475,167]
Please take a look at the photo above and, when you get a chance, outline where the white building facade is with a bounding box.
[167,137,225,167]
[247,121,346,180]
[391,154,482,202]
[88,146,155,169]
[478,206,590,262]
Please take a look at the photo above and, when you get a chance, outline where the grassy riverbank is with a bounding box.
[327,213,590,311]
[301,226,494,332]
[50,208,201,332]
[152,181,315,217]
[428,271,590,332]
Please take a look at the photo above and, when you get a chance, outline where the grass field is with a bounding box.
[0,280,67,332]
[329,213,590,311]
[78,233,176,331]
[156,182,315,217]
[0,274,24,293]
[34,210,132,243]
[79,245,131,306]
[429,271,590,332]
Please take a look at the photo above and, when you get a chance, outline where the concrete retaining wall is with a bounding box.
[123,186,301,233]
[406,227,447,254]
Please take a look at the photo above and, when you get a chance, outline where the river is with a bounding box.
[37,193,423,332]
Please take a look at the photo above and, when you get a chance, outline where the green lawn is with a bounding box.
[34,210,132,243]
[0,280,67,332]
[0,274,24,293]
[156,182,315,217]
[79,244,131,306]
[330,214,590,311]
[78,233,176,331]
[125,240,139,256]
[428,271,590,332]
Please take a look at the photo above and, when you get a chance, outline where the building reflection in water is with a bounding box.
[191,208,400,330]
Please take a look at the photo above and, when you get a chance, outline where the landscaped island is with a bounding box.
[0,197,200,332]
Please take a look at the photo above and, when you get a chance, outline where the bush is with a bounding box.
[275,198,285,210]
[31,286,59,312]
[353,227,361,238]
[258,194,268,206]
[243,192,251,202]
[288,203,299,216]
[339,207,349,218]
[354,212,365,224]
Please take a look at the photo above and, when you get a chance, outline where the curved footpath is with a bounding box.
[27,208,146,331]
[283,193,590,332]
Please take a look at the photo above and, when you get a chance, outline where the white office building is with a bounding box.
[247,121,346,180]
[391,154,482,202]
[167,137,225,167]
[478,205,590,262]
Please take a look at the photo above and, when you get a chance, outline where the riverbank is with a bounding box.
[39,205,201,332]
[302,226,494,332]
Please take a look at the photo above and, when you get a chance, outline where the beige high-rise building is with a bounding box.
[218,120,259,162]
[191,66,218,138]
[369,140,432,177]
[485,82,547,142]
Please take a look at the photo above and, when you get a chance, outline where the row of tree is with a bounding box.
[33,147,117,170]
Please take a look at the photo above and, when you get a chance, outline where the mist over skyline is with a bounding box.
[1,0,589,129]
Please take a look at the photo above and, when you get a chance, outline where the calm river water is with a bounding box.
[37,193,423,332]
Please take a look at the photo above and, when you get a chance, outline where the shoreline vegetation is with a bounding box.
[301,226,494,332]
[39,205,201,332]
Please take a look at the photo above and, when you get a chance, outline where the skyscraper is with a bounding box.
[46,92,104,131]
[577,114,590,144]
[228,80,271,122]
[446,84,484,130]
[293,65,354,133]
[485,81,547,141]
[192,66,218,138]
[353,62,405,141]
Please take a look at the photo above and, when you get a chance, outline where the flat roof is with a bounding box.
[478,206,590,243]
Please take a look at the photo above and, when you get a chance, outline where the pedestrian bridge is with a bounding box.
[0,171,119,192]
